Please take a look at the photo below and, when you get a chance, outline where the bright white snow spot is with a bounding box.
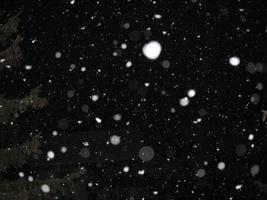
[95,117,102,123]
[248,134,254,140]
[61,146,67,153]
[187,89,196,98]
[179,97,190,107]
[91,94,99,102]
[126,61,132,68]
[121,43,127,49]
[52,131,58,136]
[144,82,150,87]
[41,184,50,193]
[235,184,242,190]
[28,176,34,182]
[47,151,55,160]
[217,162,226,170]
[229,56,240,66]
[123,166,130,173]
[19,172,24,177]
[25,65,32,70]
[138,169,145,175]
[154,14,162,19]
[55,52,62,58]
[113,114,122,121]
[142,41,162,60]
[110,135,121,145]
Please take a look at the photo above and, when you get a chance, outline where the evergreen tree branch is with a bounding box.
[0,10,22,50]
[0,86,48,124]
[0,35,23,69]
[0,134,41,172]
[0,168,86,200]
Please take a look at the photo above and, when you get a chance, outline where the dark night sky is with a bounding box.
[1,0,267,199]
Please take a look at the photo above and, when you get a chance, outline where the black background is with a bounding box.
[1,0,267,199]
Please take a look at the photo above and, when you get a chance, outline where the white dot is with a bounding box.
[123,166,130,173]
[25,65,32,70]
[179,97,190,107]
[95,117,102,123]
[91,94,99,102]
[142,41,162,60]
[138,169,145,175]
[55,52,62,58]
[187,89,196,98]
[52,131,58,136]
[83,141,89,146]
[121,43,127,49]
[110,135,121,145]
[235,184,242,190]
[250,165,260,176]
[47,151,55,160]
[196,169,206,178]
[28,176,34,182]
[70,0,75,4]
[123,22,130,29]
[248,134,254,140]
[113,114,122,121]
[61,146,67,153]
[81,67,86,72]
[41,184,50,193]
[217,162,226,170]
[229,56,240,66]
[126,61,132,68]
[19,172,24,177]
[154,14,162,19]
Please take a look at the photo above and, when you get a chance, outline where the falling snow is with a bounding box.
[1,1,266,199]
[142,41,162,60]
[229,56,240,66]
